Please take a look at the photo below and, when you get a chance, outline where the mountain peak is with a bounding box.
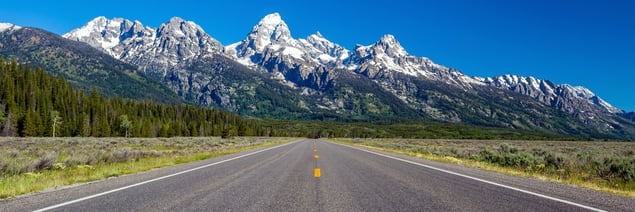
[85,16,126,28]
[168,16,186,23]
[251,12,291,41]
[379,34,397,43]
[308,31,328,42]
[160,16,205,33]
[260,12,283,26]
[63,16,137,54]
[231,12,293,55]
[375,34,407,57]
[314,31,324,38]
[86,16,108,24]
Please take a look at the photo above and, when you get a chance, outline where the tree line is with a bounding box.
[0,57,574,140]
[0,58,275,137]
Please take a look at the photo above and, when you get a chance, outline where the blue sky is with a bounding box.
[2,0,634,111]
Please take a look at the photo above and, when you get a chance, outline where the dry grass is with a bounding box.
[332,138,635,197]
[0,137,295,199]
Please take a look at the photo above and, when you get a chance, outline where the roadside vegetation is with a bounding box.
[0,137,294,199]
[333,138,635,197]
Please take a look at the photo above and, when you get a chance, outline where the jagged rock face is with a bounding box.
[64,17,150,58]
[480,75,620,113]
[349,35,478,88]
[298,32,350,67]
[64,16,222,76]
[477,75,626,131]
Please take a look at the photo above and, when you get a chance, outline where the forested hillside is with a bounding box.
[0,58,266,137]
[0,57,586,140]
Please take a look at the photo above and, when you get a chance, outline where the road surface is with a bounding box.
[1,139,633,211]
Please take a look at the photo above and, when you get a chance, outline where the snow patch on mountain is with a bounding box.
[0,23,21,33]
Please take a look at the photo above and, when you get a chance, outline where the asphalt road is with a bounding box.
[1,139,633,211]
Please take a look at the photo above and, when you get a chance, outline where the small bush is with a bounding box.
[32,154,56,172]
[53,162,66,170]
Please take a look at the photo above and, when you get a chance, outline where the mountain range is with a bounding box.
[2,13,634,139]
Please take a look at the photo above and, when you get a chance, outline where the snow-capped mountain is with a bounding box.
[58,13,635,139]
[225,13,350,89]
[226,13,350,67]
[64,16,233,108]
[64,16,222,76]
[226,13,294,66]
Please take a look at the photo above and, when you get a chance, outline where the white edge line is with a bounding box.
[330,142,607,212]
[34,141,297,212]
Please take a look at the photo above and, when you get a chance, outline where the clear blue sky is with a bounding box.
[2,0,634,111]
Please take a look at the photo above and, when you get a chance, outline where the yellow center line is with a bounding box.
[313,141,320,178]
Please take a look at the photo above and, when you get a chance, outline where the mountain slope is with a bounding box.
[0,26,181,103]
[64,16,223,79]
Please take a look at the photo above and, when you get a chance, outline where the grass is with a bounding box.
[0,137,295,199]
[331,138,635,197]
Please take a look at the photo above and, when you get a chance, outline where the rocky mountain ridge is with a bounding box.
[61,14,623,115]
[5,13,632,139]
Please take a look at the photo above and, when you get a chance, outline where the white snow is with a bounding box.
[107,19,122,28]
[309,32,328,42]
[261,13,283,26]
[0,23,21,32]
[566,85,594,98]
[65,27,91,39]
[272,72,286,80]
[101,37,120,49]
[236,57,253,66]
[269,44,282,51]
[528,77,540,90]
[339,51,350,61]
[282,46,304,59]
[563,85,621,113]
[247,13,289,53]
[318,54,335,62]
[173,29,186,37]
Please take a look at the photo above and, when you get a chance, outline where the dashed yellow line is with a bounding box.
[313,141,320,178]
